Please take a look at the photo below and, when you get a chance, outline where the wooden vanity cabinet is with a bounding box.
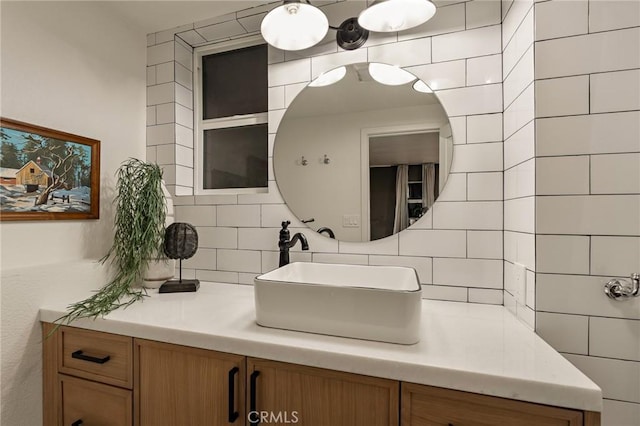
[247,358,399,426]
[134,339,245,426]
[43,324,600,426]
[401,383,600,426]
[134,341,398,426]
[43,323,133,426]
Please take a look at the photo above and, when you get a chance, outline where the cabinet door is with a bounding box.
[402,383,585,426]
[135,339,245,426]
[247,358,399,426]
[59,374,132,426]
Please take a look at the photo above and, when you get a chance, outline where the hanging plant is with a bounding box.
[55,158,167,325]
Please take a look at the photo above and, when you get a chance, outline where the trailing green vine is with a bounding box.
[54,159,167,327]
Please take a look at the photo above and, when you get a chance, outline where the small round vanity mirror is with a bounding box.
[274,62,454,242]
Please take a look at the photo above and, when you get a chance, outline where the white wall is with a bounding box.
[0,2,147,424]
[532,1,640,424]
[152,0,505,301]
[1,1,147,268]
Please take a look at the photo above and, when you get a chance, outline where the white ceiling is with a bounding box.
[102,1,269,33]
[99,0,465,39]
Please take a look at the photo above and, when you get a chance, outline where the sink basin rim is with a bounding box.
[256,262,422,293]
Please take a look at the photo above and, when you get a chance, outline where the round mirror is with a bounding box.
[274,63,454,242]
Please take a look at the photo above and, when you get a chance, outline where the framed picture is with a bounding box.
[0,117,100,221]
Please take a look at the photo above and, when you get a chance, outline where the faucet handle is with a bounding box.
[281,220,291,229]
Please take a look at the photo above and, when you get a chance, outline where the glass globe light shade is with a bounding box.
[261,1,329,51]
[358,0,436,32]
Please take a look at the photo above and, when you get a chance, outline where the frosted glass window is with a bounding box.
[202,124,268,190]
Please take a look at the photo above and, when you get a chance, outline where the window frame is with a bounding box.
[193,35,268,195]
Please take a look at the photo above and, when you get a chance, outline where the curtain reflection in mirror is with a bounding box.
[393,165,409,234]
[423,163,435,211]
[392,163,436,235]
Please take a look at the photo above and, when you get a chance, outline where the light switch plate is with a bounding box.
[342,214,360,228]
[514,262,527,305]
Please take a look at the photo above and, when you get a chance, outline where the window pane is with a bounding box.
[203,124,268,189]
[202,44,268,119]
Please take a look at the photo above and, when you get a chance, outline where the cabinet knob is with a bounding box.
[71,420,83,426]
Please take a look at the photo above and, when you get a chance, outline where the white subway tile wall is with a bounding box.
[591,236,640,276]
[534,0,588,41]
[536,156,590,195]
[603,399,640,426]
[466,113,502,143]
[147,2,640,421]
[467,172,503,201]
[534,75,590,118]
[502,0,535,328]
[534,1,640,422]
[536,312,589,355]
[148,0,505,304]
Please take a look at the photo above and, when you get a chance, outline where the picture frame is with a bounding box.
[0,117,100,221]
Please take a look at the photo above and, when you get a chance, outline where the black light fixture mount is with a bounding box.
[335,18,369,51]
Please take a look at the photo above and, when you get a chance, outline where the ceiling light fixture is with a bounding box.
[260,0,329,51]
[261,0,436,51]
[368,63,417,86]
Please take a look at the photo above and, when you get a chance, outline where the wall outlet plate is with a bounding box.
[514,262,527,305]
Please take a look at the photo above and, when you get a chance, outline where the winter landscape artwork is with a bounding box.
[0,118,100,221]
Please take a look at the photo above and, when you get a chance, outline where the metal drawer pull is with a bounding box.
[249,371,261,425]
[71,350,111,364]
[71,420,83,426]
[605,273,639,300]
[228,367,239,423]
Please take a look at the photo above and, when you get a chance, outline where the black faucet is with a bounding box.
[279,221,309,267]
[317,227,335,239]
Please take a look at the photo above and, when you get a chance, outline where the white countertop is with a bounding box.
[40,281,602,412]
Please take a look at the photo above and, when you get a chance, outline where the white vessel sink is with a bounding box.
[254,262,422,344]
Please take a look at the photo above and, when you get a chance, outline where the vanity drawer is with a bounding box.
[58,326,133,389]
[402,383,585,426]
[59,374,132,426]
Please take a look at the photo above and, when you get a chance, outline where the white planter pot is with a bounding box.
[142,258,175,289]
